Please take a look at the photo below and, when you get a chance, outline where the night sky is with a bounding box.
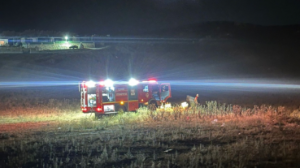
[1,0,300,35]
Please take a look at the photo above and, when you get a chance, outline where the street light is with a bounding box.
[65,36,68,41]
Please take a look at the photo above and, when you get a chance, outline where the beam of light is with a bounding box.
[0,80,152,88]
[0,81,80,88]
[2,79,300,91]
[158,79,300,90]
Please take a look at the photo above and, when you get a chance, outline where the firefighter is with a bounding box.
[194,94,199,105]
[188,94,199,108]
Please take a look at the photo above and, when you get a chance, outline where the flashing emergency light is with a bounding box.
[149,80,157,83]
[104,79,114,87]
[128,78,139,86]
[142,80,157,83]
[99,81,105,86]
[86,80,96,88]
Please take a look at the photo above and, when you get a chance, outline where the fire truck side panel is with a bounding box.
[97,87,101,103]
[128,85,138,111]
[128,86,138,100]
[81,88,85,107]
[115,85,128,102]
[114,102,128,112]
[138,84,151,104]
[95,86,103,113]
[84,87,88,109]
[81,85,89,113]
[128,101,139,111]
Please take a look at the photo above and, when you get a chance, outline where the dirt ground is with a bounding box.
[0,121,59,133]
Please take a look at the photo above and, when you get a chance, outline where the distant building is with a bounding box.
[8,38,21,44]
[21,38,26,43]
[0,39,8,46]
[53,37,63,42]
[37,37,51,43]
[21,37,38,43]
[20,37,51,43]
[26,37,38,43]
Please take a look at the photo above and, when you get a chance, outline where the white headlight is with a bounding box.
[181,102,188,108]
[86,80,95,88]
[128,78,139,86]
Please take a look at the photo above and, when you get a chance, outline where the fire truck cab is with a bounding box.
[79,79,171,117]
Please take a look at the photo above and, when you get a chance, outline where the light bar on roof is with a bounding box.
[128,78,139,86]
[86,80,95,87]
[99,81,105,86]
[149,80,157,83]
[142,80,157,83]
[104,79,114,87]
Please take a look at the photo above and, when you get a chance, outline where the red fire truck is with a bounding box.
[79,78,171,117]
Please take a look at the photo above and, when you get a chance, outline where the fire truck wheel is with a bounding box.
[118,106,127,113]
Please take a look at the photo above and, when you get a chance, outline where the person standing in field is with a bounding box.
[194,94,199,105]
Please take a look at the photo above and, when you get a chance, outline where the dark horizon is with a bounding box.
[1,21,300,39]
[1,0,300,35]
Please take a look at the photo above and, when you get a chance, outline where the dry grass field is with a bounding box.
[1,97,300,168]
